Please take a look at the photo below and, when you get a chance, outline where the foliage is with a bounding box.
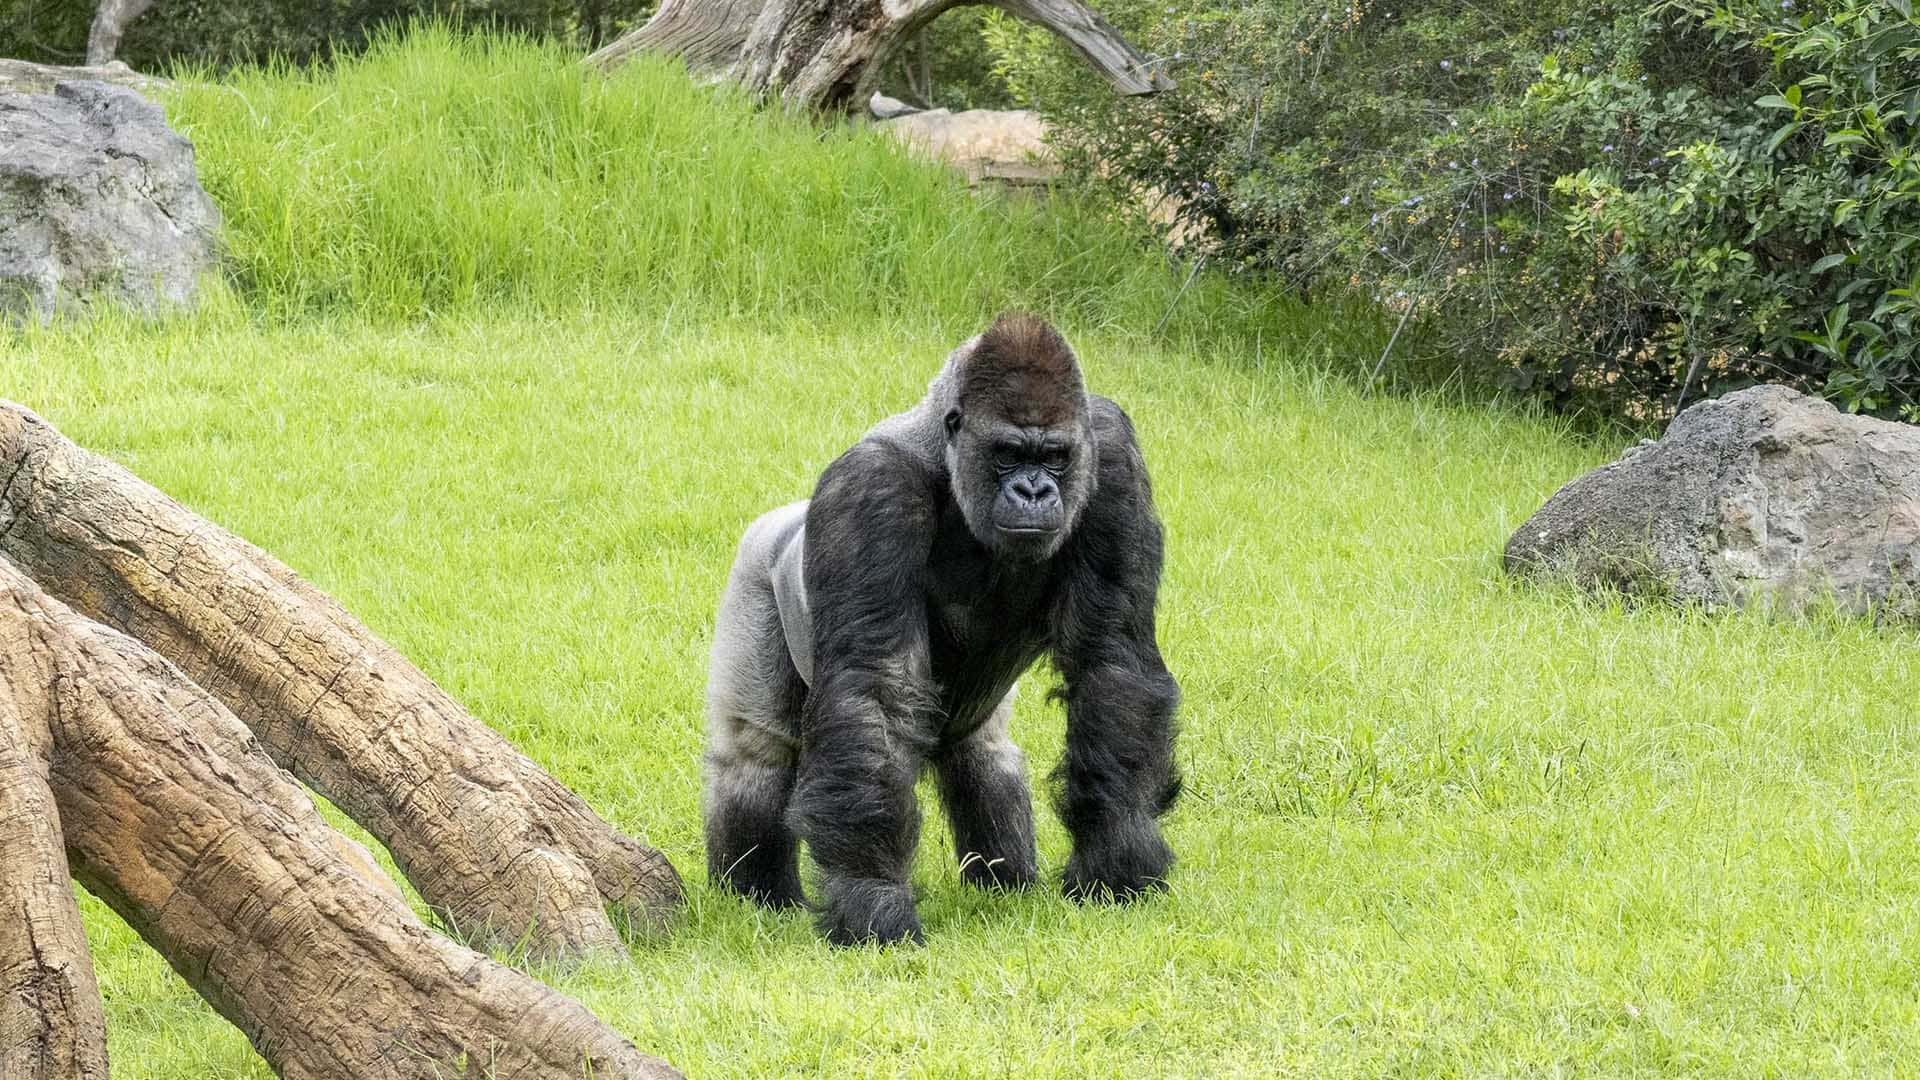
[0,0,651,68]
[1,0,90,63]
[1592,0,1920,418]
[874,5,1017,112]
[987,0,1920,422]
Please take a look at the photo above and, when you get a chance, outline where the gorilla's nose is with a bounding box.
[1009,474,1056,505]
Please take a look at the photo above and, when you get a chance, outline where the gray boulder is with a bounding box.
[0,58,168,96]
[0,79,221,323]
[1505,385,1920,617]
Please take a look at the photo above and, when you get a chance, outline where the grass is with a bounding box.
[6,28,1920,1079]
[158,25,1335,343]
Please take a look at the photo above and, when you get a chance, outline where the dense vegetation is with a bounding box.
[11,0,1920,420]
[156,26,1310,342]
[986,0,1920,421]
[4,32,1917,1077]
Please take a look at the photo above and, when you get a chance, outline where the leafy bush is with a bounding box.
[875,6,1017,112]
[988,0,1920,422]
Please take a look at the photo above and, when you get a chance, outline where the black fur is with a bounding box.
[706,317,1180,945]
[704,661,809,908]
[934,726,1040,891]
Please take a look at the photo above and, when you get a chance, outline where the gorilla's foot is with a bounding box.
[711,864,806,911]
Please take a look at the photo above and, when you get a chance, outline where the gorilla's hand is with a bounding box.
[1062,813,1173,902]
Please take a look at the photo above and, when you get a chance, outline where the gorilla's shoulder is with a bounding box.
[1086,394,1149,484]
[832,434,938,474]
[1087,394,1141,443]
[814,435,941,506]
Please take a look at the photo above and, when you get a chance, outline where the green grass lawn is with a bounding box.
[6,30,1920,1079]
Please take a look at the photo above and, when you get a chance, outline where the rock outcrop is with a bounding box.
[0,79,220,322]
[1506,385,1920,617]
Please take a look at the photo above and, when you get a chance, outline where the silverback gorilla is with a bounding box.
[703,314,1181,946]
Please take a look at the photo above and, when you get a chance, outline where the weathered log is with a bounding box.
[0,402,682,959]
[997,0,1172,94]
[0,557,681,1079]
[588,0,1172,113]
[0,657,109,1080]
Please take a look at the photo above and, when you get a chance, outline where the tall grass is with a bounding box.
[166,26,1374,358]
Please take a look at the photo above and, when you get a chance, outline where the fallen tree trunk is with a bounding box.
[587,0,1171,113]
[0,402,681,958]
[0,558,680,1079]
[0,666,109,1080]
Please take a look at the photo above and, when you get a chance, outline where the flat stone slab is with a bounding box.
[877,107,1058,186]
[0,58,167,97]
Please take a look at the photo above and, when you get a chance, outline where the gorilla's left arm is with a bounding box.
[1052,397,1183,901]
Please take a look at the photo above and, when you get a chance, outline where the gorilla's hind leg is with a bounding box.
[935,691,1038,891]
[704,502,811,910]
[704,727,805,909]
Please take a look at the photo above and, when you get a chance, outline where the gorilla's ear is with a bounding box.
[944,408,962,438]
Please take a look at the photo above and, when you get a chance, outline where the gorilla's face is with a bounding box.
[946,408,1094,561]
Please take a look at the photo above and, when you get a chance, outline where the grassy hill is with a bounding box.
[5,29,1917,1078]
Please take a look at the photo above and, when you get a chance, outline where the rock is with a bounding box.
[877,107,1058,186]
[868,92,920,119]
[0,58,168,97]
[1505,386,1920,617]
[0,79,221,323]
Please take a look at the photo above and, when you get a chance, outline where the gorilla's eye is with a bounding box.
[991,444,1023,472]
[1040,445,1072,472]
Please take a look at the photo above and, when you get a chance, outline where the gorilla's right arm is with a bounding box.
[786,439,942,946]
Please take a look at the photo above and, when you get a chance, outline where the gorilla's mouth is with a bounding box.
[993,522,1062,555]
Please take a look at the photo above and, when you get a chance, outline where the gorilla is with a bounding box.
[703,314,1180,946]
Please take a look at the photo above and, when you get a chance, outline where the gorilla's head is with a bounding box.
[943,314,1097,561]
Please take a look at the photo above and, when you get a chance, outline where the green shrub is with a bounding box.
[989,0,1920,422]
[874,6,1017,112]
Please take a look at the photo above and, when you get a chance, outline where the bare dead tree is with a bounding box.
[587,0,1172,112]
[86,0,155,65]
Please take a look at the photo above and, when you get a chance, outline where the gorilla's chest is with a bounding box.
[923,517,1057,735]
